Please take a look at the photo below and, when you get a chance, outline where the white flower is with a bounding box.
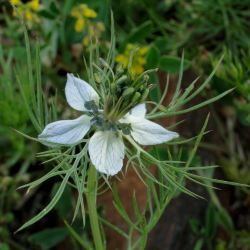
[38,74,179,176]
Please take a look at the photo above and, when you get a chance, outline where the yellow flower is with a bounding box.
[137,57,146,65]
[138,46,149,56]
[71,4,97,33]
[82,5,97,18]
[82,22,105,46]
[10,0,40,23]
[130,64,144,76]
[71,4,97,19]
[82,36,90,46]
[24,10,33,21]
[30,0,40,11]
[71,8,81,18]
[9,0,21,5]
[71,4,104,46]
[96,22,105,32]
[115,54,128,68]
[75,18,86,32]
[115,44,149,77]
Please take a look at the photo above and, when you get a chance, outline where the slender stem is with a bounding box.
[139,230,148,250]
[86,165,104,250]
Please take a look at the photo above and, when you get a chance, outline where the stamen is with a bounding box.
[118,123,132,135]
[84,100,99,113]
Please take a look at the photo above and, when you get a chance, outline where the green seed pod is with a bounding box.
[105,96,114,112]
[141,88,149,102]
[111,82,117,93]
[122,87,135,98]
[94,73,101,83]
[143,74,149,83]
[131,92,141,104]
[158,104,168,112]
[116,75,128,85]
[116,65,124,74]
[139,85,145,92]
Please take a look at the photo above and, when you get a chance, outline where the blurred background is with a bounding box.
[0,0,250,249]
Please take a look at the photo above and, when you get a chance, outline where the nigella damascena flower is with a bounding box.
[38,74,179,175]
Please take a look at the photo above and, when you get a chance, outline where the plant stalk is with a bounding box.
[86,165,104,250]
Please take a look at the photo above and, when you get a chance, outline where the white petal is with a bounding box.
[65,73,99,111]
[128,117,179,145]
[119,103,147,124]
[38,115,91,146]
[129,103,146,117]
[88,131,125,176]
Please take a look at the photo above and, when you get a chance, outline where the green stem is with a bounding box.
[86,165,104,250]
[139,230,148,250]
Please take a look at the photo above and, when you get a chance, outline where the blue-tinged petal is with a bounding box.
[129,103,146,117]
[65,73,99,111]
[128,116,179,145]
[88,131,124,176]
[38,115,91,146]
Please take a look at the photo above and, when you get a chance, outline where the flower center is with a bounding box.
[91,116,132,135]
[103,71,152,122]
[85,100,132,135]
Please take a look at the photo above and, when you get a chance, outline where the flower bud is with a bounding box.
[94,73,101,83]
[116,64,124,74]
[138,85,145,92]
[116,75,128,85]
[141,88,149,102]
[122,87,135,98]
[111,82,117,93]
[143,74,149,83]
[131,92,141,104]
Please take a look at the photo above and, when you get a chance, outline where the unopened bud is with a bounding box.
[116,65,124,74]
[122,87,135,98]
[116,75,128,85]
[111,83,117,93]
[158,105,168,112]
[141,88,149,101]
[131,92,141,104]
[143,74,149,82]
[94,73,101,83]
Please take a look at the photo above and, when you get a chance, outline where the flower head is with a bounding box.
[116,44,149,78]
[70,4,104,48]
[71,4,97,33]
[29,0,39,11]
[38,74,179,176]
[10,0,21,5]
[82,22,105,46]
[10,0,41,23]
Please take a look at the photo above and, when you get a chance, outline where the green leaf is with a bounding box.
[154,37,169,52]
[149,72,160,102]
[189,218,200,235]
[112,185,135,228]
[205,204,217,239]
[16,167,74,232]
[127,21,153,43]
[38,9,56,19]
[146,46,160,69]
[64,220,93,249]
[159,56,190,74]
[52,183,72,218]
[218,207,234,232]
[185,114,210,169]
[194,238,204,250]
[0,243,10,250]
[63,0,75,16]
[29,228,68,250]
[11,47,27,61]
[50,1,60,15]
